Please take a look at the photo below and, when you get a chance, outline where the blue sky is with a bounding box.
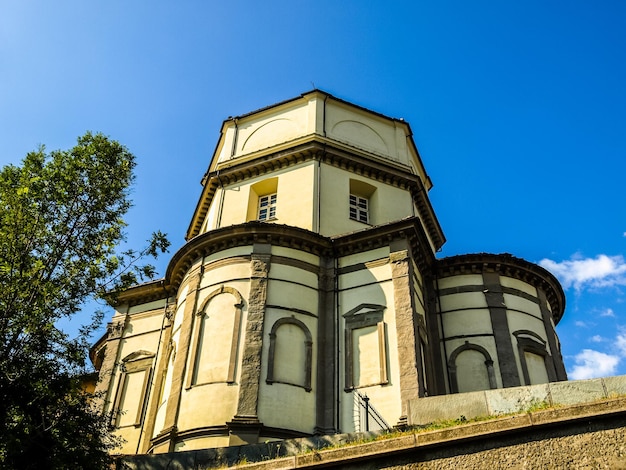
[2,1,626,380]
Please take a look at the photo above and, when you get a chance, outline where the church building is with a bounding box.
[91,90,567,455]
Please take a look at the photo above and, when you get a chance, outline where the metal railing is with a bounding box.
[354,389,391,431]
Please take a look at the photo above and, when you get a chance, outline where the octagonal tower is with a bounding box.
[92,91,566,455]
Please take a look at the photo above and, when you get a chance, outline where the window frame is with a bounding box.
[343,304,388,391]
[513,330,557,385]
[266,316,313,392]
[349,194,369,224]
[111,351,155,428]
[186,286,245,388]
[258,193,277,221]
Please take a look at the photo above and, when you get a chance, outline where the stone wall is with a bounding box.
[118,394,626,469]
[408,374,626,425]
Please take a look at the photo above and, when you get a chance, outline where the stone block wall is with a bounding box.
[119,390,626,469]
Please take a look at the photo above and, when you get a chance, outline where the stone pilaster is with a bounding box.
[426,277,447,396]
[314,257,337,435]
[390,246,420,424]
[140,302,175,453]
[483,272,521,388]
[161,268,203,451]
[228,243,271,445]
[537,289,568,381]
[93,315,129,413]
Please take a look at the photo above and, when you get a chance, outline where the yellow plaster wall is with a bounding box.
[128,299,167,315]
[441,309,493,337]
[177,384,240,430]
[109,311,163,453]
[338,247,389,268]
[204,246,251,264]
[503,293,542,318]
[336,249,401,432]
[438,274,483,290]
[207,163,316,232]
[152,350,175,438]
[439,291,488,312]
[258,309,317,433]
[163,252,254,440]
[203,188,222,233]
[445,336,502,389]
[174,436,230,452]
[318,164,413,237]
[455,349,493,393]
[271,246,319,266]
[524,351,550,384]
[507,311,549,347]
[269,262,318,288]
[116,427,143,454]
[324,99,410,167]
[506,310,550,385]
[197,265,251,304]
[216,100,312,163]
[340,309,402,431]
[339,261,391,291]
[123,309,165,337]
[500,276,538,297]
[212,93,424,179]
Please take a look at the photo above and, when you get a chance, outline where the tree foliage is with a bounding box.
[0,133,170,469]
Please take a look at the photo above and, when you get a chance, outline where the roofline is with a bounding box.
[116,217,436,308]
[184,138,446,248]
[225,89,410,126]
[436,252,566,324]
[191,90,435,237]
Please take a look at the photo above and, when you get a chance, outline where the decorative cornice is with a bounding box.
[333,216,436,274]
[113,218,436,308]
[185,138,445,251]
[436,253,566,324]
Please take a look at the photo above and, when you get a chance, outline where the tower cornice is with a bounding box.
[436,253,566,324]
[186,137,445,251]
[113,217,436,308]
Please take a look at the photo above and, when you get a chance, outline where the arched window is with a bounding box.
[448,342,496,393]
[247,177,279,222]
[112,350,154,428]
[187,286,244,387]
[266,317,312,391]
[343,304,388,390]
[349,179,377,225]
[514,330,556,385]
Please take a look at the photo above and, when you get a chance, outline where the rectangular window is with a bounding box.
[258,194,277,221]
[349,194,368,223]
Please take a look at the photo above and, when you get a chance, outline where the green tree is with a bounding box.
[0,133,170,469]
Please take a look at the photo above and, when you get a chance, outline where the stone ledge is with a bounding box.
[276,397,626,469]
[408,374,626,425]
[119,395,626,469]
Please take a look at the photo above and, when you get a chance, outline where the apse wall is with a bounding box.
[434,254,567,395]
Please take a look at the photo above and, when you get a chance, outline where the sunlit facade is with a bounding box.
[91,90,566,454]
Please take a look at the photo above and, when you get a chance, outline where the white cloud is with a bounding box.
[569,349,620,380]
[575,320,587,328]
[589,335,604,343]
[600,308,615,317]
[539,254,626,290]
[616,333,626,356]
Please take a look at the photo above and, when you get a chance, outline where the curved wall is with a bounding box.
[433,254,567,395]
[149,240,326,451]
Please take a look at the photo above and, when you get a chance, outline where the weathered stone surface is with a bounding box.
[391,248,421,416]
[409,390,488,425]
[485,384,550,415]
[119,397,626,469]
[549,377,606,405]
[604,375,626,396]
